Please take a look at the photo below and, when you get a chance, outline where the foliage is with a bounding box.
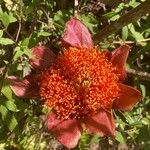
[0,0,150,149]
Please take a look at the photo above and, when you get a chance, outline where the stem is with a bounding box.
[127,68,150,81]
[15,19,21,42]
[74,0,78,17]
[113,38,150,44]
[94,0,150,42]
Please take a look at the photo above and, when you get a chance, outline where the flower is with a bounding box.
[8,18,142,149]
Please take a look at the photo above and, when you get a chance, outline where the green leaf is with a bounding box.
[21,38,30,46]
[144,28,150,34]
[141,118,150,125]
[2,83,13,100]
[122,26,128,41]
[1,84,17,112]
[80,14,98,34]
[0,105,18,132]
[0,30,3,37]
[54,10,65,25]
[0,105,8,120]
[110,14,120,21]
[90,134,100,144]
[8,12,17,23]
[115,131,126,143]
[103,12,117,19]
[124,112,134,124]
[13,46,24,60]
[0,9,17,28]
[0,38,14,45]
[23,47,33,58]
[54,10,71,30]
[38,31,51,37]
[128,24,146,46]
[4,100,17,112]
[7,114,18,132]
[0,12,10,28]
[129,1,140,8]
[140,84,146,97]
[128,24,143,41]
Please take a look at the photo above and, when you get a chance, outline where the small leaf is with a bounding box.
[115,131,126,143]
[0,105,18,132]
[0,10,17,28]
[4,100,17,112]
[103,12,117,19]
[38,31,51,37]
[0,38,14,45]
[122,26,128,41]
[7,114,18,132]
[90,134,100,144]
[8,12,17,23]
[13,46,24,60]
[128,24,146,46]
[110,14,120,21]
[0,105,8,120]
[21,38,30,46]
[1,83,17,112]
[0,12,10,28]
[2,83,13,100]
[80,14,98,34]
[140,84,146,97]
[0,30,3,37]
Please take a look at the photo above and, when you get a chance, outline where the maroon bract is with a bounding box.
[30,46,56,70]
[8,18,142,149]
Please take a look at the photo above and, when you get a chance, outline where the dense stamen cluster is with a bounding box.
[39,47,120,119]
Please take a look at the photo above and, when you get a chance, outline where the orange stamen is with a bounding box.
[39,47,120,119]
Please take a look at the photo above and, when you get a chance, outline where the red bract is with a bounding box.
[8,18,142,149]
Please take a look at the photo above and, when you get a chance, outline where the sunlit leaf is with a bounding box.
[0,105,18,132]
[0,30,3,37]
[0,38,14,45]
[115,131,126,143]
[122,26,128,41]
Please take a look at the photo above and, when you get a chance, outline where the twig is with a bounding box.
[127,68,150,81]
[113,38,150,44]
[15,19,21,42]
[94,0,150,42]
[74,0,79,17]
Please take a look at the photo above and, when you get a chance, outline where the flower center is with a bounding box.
[39,47,120,119]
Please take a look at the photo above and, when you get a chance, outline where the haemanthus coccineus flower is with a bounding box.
[8,18,142,149]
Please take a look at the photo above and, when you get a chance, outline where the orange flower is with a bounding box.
[8,18,142,149]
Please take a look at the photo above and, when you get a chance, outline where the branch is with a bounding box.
[94,0,150,42]
[127,68,150,81]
